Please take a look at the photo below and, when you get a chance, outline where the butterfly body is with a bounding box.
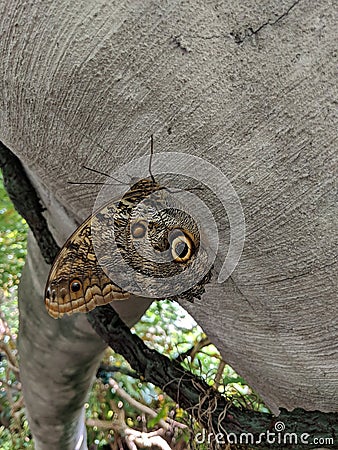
[45,178,212,318]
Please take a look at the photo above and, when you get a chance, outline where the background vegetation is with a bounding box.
[0,172,268,449]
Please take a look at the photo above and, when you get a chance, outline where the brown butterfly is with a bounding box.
[45,177,212,318]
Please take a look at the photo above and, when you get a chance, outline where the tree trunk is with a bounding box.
[0,0,336,448]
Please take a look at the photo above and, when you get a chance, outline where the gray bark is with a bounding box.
[0,0,337,449]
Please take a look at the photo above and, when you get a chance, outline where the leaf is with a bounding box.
[147,404,168,428]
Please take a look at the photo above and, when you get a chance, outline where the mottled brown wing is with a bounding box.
[44,177,209,318]
[44,213,129,319]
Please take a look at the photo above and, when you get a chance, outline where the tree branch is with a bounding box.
[0,142,59,264]
[88,304,338,448]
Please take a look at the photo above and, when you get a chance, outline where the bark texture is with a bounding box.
[0,0,337,449]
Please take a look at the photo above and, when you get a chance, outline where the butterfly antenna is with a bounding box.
[49,114,134,185]
[82,166,129,185]
[149,135,156,185]
[67,166,132,186]
[67,181,121,186]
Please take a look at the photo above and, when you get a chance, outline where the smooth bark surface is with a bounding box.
[0,0,337,448]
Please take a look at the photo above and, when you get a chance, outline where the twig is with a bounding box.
[176,336,211,362]
[87,402,172,450]
[0,342,20,376]
[109,378,171,431]
[0,379,22,391]
[213,360,226,390]
[97,363,138,379]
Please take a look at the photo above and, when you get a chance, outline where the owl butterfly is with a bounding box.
[45,176,212,319]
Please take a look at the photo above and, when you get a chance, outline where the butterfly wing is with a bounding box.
[44,177,212,318]
[44,213,129,319]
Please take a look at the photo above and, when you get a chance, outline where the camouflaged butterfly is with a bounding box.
[44,178,212,318]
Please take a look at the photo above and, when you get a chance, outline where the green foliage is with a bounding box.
[135,301,269,413]
[0,172,28,289]
[0,172,28,334]
[0,421,34,450]
[86,346,192,448]
[0,173,31,449]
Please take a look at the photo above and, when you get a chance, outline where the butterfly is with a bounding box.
[44,176,213,319]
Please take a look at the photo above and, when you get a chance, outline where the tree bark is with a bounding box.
[0,0,337,448]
